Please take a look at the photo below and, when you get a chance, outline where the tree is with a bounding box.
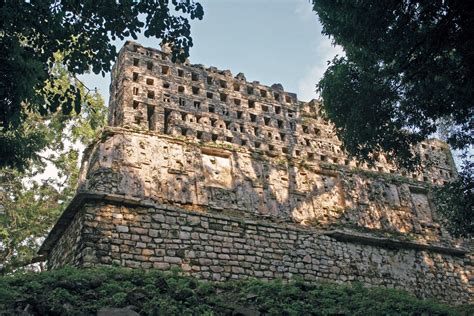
[433,156,473,237]
[312,1,473,236]
[0,170,65,273]
[0,59,107,274]
[0,0,203,170]
[312,0,473,169]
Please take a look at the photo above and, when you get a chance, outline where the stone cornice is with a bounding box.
[324,230,469,256]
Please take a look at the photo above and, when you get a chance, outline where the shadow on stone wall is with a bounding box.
[81,130,447,243]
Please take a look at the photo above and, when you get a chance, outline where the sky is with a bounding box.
[80,0,343,104]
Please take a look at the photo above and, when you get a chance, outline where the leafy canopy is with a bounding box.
[433,156,474,237]
[312,0,473,169]
[0,0,203,170]
[0,57,107,274]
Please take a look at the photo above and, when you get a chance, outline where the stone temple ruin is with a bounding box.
[39,41,472,303]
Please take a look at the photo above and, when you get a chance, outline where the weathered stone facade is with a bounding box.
[39,41,472,303]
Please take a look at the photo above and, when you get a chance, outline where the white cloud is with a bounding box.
[294,0,317,22]
[297,39,344,102]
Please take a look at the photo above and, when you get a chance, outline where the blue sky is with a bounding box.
[81,0,342,103]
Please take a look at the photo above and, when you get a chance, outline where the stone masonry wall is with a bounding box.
[79,129,452,245]
[48,200,473,304]
[47,208,85,270]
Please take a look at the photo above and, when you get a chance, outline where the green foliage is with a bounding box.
[0,59,107,274]
[312,0,473,169]
[0,52,107,171]
[0,266,471,315]
[0,121,49,171]
[0,0,203,170]
[312,0,473,237]
[434,156,474,237]
[0,169,63,274]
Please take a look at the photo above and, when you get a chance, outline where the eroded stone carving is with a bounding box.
[411,189,433,222]
[202,152,233,189]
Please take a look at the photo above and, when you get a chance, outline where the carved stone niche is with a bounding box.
[382,183,401,208]
[201,148,233,190]
[310,171,345,215]
[409,186,433,222]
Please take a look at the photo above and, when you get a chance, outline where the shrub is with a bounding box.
[0,266,471,315]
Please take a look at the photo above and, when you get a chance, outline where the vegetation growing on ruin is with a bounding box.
[0,266,472,315]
